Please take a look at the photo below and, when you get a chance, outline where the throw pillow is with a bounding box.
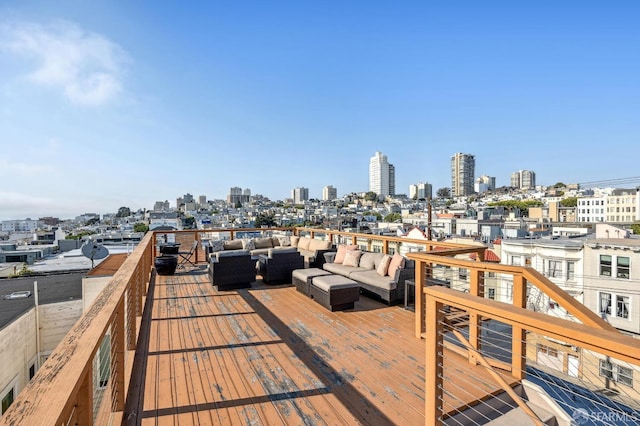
[297,237,311,250]
[376,254,392,277]
[334,244,358,264]
[290,236,300,247]
[387,253,405,278]
[277,236,291,247]
[242,239,255,250]
[343,249,362,267]
[209,240,224,253]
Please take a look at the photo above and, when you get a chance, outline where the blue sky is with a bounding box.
[1,1,638,220]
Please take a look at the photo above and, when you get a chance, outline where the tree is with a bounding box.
[133,222,149,233]
[364,191,378,202]
[436,187,451,198]
[384,213,402,222]
[560,197,578,207]
[116,206,131,217]
[85,217,100,226]
[255,213,277,227]
[631,223,640,235]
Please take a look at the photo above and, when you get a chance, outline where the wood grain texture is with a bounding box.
[124,268,507,425]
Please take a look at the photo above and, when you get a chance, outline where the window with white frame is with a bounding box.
[617,256,630,279]
[599,292,612,315]
[567,261,575,280]
[599,359,634,387]
[547,260,561,278]
[616,295,630,319]
[600,255,612,276]
[511,255,521,266]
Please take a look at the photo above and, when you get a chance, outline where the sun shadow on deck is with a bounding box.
[124,268,402,425]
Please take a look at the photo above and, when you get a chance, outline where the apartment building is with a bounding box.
[451,153,475,197]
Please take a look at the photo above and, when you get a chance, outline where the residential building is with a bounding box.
[576,195,607,223]
[369,151,395,197]
[584,236,640,336]
[1,220,40,233]
[409,182,432,200]
[606,188,639,223]
[198,195,207,207]
[474,175,495,194]
[322,185,337,201]
[510,170,536,190]
[292,187,309,204]
[450,153,475,197]
[152,200,170,211]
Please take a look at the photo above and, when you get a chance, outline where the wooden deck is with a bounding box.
[124,265,507,425]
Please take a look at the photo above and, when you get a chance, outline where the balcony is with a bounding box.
[2,229,639,425]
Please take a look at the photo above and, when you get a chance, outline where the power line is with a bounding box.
[578,176,640,188]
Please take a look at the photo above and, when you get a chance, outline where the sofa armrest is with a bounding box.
[394,266,415,299]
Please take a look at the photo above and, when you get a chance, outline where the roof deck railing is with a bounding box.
[2,227,638,425]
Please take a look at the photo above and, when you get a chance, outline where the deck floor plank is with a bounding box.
[126,266,513,425]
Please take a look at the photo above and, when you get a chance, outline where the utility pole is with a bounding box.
[427,196,433,240]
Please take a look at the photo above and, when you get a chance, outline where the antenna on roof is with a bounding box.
[81,241,109,268]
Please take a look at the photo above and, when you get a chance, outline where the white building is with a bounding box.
[292,187,309,204]
[369,152,395,197]
[409,182,432,200]
[498,238,584,309]
[576,195,607,223]
[323,185,337,201]
[1,220,40,233]
[474,175,495,194]
[451,153,475,197]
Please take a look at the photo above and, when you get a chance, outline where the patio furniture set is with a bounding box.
[154,236,416,312]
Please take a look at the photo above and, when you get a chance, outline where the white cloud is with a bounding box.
[0,19,128,105]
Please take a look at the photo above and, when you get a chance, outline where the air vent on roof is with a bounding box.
[4,291,32,300]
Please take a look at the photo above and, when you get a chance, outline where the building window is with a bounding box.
[1,388,13,414]
[617,256,630,279]
[616,295,630,319]
[458,268,468,280]
[567,262,575,280]
[487,288,496,300]
[29,364,35,380]
[547,260,561,278]
[537,344,559,358]
[599,292,612,315]
[511,255,521,266]
[600,255,612,276]
[599,360,634,387]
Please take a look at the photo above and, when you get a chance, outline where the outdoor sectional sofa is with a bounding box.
[207,236,335,268]
[322,247,414,305]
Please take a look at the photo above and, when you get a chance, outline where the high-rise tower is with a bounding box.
[369,152,395,197]
[451,153,475,197]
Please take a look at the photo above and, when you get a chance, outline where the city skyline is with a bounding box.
[1,1,639,220]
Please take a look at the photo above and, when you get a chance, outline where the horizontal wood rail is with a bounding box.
[407,252,616,339]
[423,286,640,425]
[1,232,154,425]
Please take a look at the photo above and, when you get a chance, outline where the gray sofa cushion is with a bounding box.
[359,252,384,270]
[254,237,274,249]
[223,239,243,250]
[267,247,298,256]
[323,262,370,276]
[349,270,396,291]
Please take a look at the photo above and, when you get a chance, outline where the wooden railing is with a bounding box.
[407,252,640,425]
[6,226,634,425]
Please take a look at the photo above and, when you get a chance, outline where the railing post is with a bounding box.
[425,296,444,425]
[382,239,389,255]
[310,230,315,239]
[512,274,527,380]
[468,268,482,365]
[73,371,93,425]
[351,235,357,246]
[112,299,125,412]
[415,260,426,338]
